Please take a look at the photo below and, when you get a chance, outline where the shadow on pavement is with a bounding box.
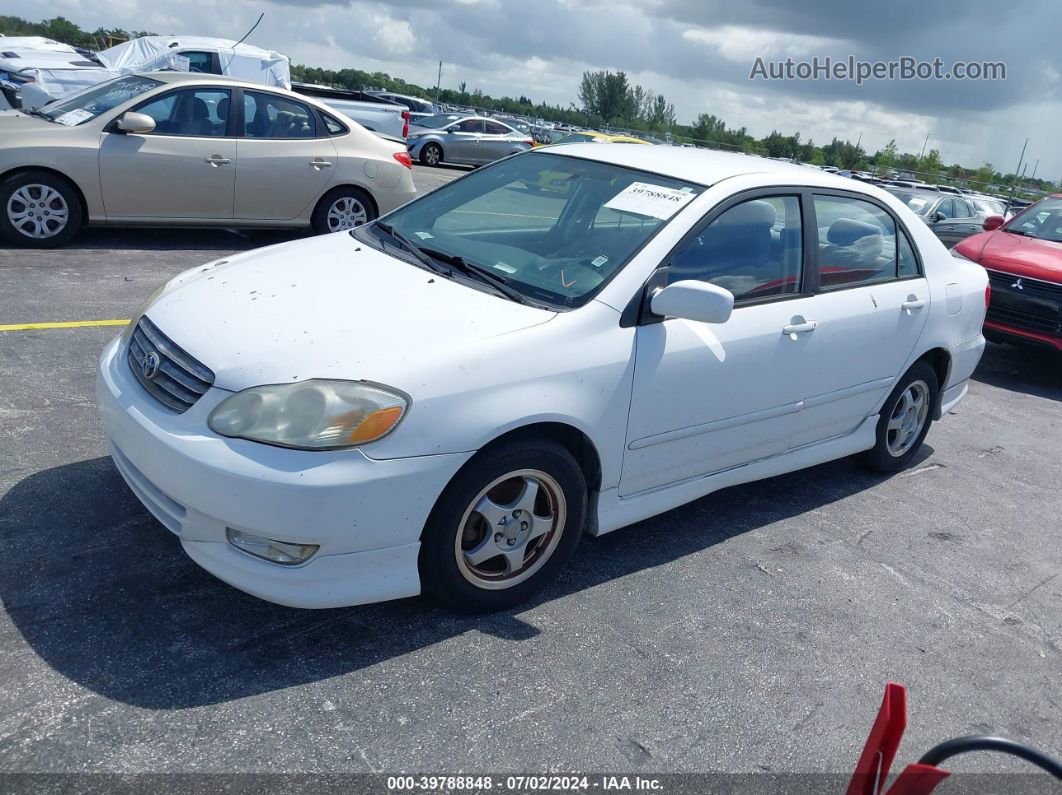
[972,340,1062,402]
[0,447,908,710]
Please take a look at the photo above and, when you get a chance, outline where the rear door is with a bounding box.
[782,192,930,448]
[98,86,235,219]
[481,120,516,162]
[234,89,337,221]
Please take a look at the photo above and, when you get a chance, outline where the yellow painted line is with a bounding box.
[0,319,130,332]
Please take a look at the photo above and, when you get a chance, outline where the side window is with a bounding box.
[935,199,957,219]
[668,196,803,302]
[898,231,919,278]
[484,121,511,135]
[179,51,220,75]
[953,199,973,218]
[320,111,348,136]
[814,195,901,289]
[455,119,484,133]
[243,91,316,138]
[133,88,230,137]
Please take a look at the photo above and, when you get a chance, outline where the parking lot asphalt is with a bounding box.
[0,163,1059,777]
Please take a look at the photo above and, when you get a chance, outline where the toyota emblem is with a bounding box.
[141,351,161,380]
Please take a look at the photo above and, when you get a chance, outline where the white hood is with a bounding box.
[145,232,556,392]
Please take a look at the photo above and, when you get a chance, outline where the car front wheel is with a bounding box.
[858,360,938,473]
[420,142,443,167]
[0,171,82,248]
[419,438,586,611]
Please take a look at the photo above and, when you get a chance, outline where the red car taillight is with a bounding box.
[393,151,413,169]
[401,110,410,139]
[985,284,991,307]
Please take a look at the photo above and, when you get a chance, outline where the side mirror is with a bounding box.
[931,212,946,223]
[650,280,734,324]
[982,215,1004,231]
[116,111,155,134]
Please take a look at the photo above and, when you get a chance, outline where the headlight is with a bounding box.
[208,379,409,450]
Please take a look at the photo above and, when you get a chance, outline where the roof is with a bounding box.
[538,143,846,188]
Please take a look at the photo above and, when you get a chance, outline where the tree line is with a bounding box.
[3,15,1054,193]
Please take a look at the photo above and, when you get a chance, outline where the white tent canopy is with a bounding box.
[15,35,290,109]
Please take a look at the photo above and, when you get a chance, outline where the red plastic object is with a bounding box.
[847,683,909,795]
[885,764,950,795]
[393,151,413,169]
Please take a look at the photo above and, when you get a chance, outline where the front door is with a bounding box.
[99,86,235,219]
[621,194,813,496]
[445,118,485,163]
[235,90,337,220]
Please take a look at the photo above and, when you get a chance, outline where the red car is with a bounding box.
[953,194,1062,352]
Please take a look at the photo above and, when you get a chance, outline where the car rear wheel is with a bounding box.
[0,171,82,248]
[311,186,376,234]
[420,143,443,167]
[419,438,586,612]
[858,361,938,473]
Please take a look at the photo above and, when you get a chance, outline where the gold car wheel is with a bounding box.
[325,196,368,231]
[7,184,69,240]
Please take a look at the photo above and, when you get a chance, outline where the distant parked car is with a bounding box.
[0,72,415,247]
[883,188,989,247]
[406,114,533,166]
[0,36,103,110]
[954,195,1062,352]
[293,81,410,139]
[552,131,650,145]
[364,90,435,122]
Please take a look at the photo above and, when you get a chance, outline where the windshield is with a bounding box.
[1004,197,1062,243]
[413,113,462,129]
[367,151,703,308]
[890,191,934,215]
[37,75,161,125]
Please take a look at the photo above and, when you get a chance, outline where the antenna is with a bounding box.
[234,12,264,47]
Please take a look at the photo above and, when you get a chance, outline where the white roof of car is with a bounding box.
[541,143,854,188]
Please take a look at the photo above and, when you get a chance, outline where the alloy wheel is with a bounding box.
[886,379,930,457]
[454,469,566,590]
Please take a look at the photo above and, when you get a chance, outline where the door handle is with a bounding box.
[310,159,333,169]
[782,319,817,337]
[205,155,231,166]
[902,296,926,311]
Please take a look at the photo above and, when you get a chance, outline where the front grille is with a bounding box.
[126,316,215,413]
[985,270,1062,337]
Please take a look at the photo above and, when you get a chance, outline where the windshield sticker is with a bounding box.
[604,182,696,220]
[591,255,609,268]
[413,231,434,239]
[54,109,94,126]
[494,261,517,274]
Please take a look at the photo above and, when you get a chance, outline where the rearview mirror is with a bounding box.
[982,214,1004,231]
[116,111,155,134]
[650,280,734,324]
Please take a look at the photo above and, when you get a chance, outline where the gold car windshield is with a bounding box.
[369,152,703,308]
[38,75,162,126]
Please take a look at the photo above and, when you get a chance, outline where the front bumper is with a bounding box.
[984,269,1062,351]
[96,336,473,608]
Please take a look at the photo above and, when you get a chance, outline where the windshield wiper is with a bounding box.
[418,246,531,304]
[371,221,449,275]
[1003,227,1029,236]
[23,109,52,121]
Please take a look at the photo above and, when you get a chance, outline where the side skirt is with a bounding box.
[592,415,878,537]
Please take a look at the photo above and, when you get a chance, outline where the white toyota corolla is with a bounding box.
[97,145,988,611]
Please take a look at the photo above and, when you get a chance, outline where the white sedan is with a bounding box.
[97,145,988,611]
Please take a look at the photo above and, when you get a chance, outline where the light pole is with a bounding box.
[1031,158,1040,180]
[919,132,930,159]
[1014,137,1029,179]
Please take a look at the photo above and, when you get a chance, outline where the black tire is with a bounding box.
[0,170,83,248]
[858,361,939,473]
[419,142,443,167]
[310,186,377,235]
[419,438,587,612]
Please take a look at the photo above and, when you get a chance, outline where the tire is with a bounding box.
[311,186,376,235]
[0,170,82,248]
[419,438,587,612]
[419,142,443,167]
[858,361,939,473]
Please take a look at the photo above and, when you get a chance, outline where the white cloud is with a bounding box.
[682,25,842,62]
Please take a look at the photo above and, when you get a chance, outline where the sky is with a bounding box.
[6,0,1060,181]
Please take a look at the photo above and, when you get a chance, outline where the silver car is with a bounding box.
[406,114,533,167]
[0,72,416,247]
